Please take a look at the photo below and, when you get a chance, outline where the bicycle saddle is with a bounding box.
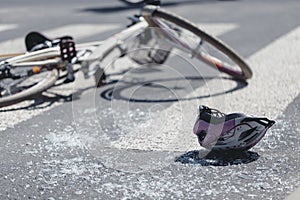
[193,105,275,151]
[25,31,52,52]
[25,31,73,52]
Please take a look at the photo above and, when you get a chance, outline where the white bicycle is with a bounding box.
[0,0,252,107]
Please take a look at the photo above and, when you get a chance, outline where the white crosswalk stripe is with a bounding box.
[0,23,120,54]
[112,25,300,152]
[0,24,18,32]
[196,23,237,36]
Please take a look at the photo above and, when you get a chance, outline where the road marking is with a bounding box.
[0,24,18,32]
[196,23,237,36]
[0,23,120,54]
[112,25,300,152]
[286,186,300,200]
[41,24,121,40]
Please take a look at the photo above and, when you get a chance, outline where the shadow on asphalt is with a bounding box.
[80,0,239,13]
[0,86,93,112]
[175,149,259,166]
[100,76,248,103]
[0,72,248,111]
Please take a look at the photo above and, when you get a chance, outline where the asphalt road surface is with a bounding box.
[0,0,299,199]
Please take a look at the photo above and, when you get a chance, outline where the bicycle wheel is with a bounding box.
[142,6,252,80]
[0,68,58,108]
[119,0,160,6]
[119,0,144,5]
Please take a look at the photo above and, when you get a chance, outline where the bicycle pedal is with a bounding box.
[59,37,76,62]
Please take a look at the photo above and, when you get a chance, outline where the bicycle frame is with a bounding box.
[1,21,148,72]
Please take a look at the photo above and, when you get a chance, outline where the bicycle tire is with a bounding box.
[142,6,252,80]
[119,0,144,5]
[119,0,160,6]
[0,68,58,108]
